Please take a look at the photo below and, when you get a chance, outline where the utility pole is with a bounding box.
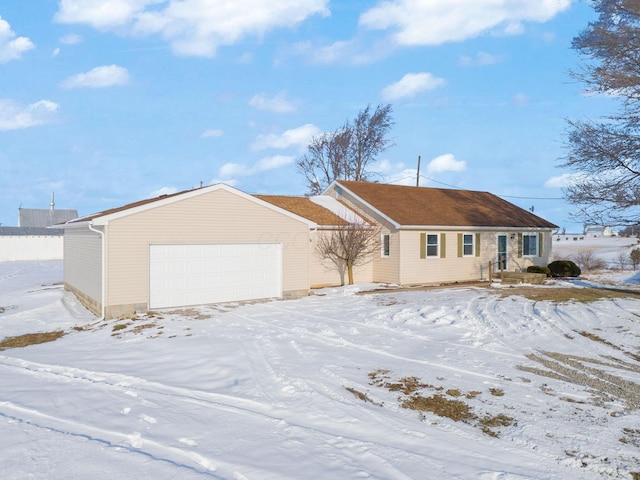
[416,155,421,187]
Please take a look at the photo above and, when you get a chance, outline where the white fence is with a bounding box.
[0,235,63,261]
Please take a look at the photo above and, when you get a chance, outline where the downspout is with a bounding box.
[88,222,106,320]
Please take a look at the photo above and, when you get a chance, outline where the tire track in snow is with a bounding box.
[0,355,497,478]
[241,294,530,369]
[221,304,578,475]
[0,401,225,478]
[228,308,502,381]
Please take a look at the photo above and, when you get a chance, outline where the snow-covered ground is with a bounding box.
[2,238,640,479]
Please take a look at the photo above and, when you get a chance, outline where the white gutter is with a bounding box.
[88,222,106,321]
[398,225,556,232]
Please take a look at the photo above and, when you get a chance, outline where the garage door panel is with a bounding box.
[149,243,282,309]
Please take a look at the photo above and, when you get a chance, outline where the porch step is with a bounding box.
[498,272,547,285]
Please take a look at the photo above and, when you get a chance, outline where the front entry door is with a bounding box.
[497,235,507,271]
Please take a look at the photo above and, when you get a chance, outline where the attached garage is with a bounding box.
[149,243,282,309]
[62,184,316,319]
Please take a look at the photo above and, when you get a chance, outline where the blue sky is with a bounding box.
[0,1,613,232]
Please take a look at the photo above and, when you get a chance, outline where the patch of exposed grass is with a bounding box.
[494,285,640,303]
[575,332,640,363]
[362,282,640,303]
[164,308,211,320]
[402,394,475,422]
[112,324,128,332]
[518,352,640,410]
[368,369,431,394]
[489,388,505,397]
[364,370,514,437]
[345,387,383,406]
[131,323,157,334]
[479,414,515,437]
[620,428,640,448]
[577,331,619,350]
[0,331,65,350]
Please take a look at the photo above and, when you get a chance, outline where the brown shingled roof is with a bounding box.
[66,189,188,223]
[255,195,348,226]
[66,187,346,226]
[336,181,558,229]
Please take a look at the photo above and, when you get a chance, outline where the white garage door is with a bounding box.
[149,243,282,309]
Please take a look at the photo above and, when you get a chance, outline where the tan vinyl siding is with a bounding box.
[372,230,399,283]
[398,231,497,284]
[63,227,102,314]
[309,230,373,287]
[105,188,310,310]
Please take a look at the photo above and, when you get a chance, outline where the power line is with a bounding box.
[418,174,565,200]
[383,173,566,201]
[498,194,565,200]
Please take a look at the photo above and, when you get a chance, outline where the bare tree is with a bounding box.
[616,246,630,270]
[316,223,381,285]
[297,104,394,195]
[570,249,606,272]
[631,247,640,270]
[561,0,640,226]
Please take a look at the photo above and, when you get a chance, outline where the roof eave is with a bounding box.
[54,220,93,229]
[328,181,401,229]
[398,225,558,231]
[75,184,317,229]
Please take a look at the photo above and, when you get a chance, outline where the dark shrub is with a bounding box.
[548,260,581,277]
[527,265,551,276]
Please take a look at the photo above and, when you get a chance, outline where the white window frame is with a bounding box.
[381,233,390,257]
[462,233,474,257]
[426,233,439,258]
[522,233,538,256]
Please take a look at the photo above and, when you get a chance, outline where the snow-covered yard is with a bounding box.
[2,237,640,479]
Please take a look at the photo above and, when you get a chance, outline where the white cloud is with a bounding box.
[216,155,295,183]
[254,155,294,171]
[55,0,329,57]
[61,65,130,89]
[54,0,156,30]
[388,168,419,186]
[150,186,178,197]
[373,158,403,174]
[252,123,321,151]
[0,99,59,131]
[360,0,571,46]
[210,177,239,187]
[381,72,446,101]
[459,51,502,67]
[299,39,352,64]
[52,48,61,57]
[219,162,249,178]
[201,128,224,138]
[60,33,83,45]
[503,22,525,36]
[289,36,394,65]
[0,16,35,63]
[544,173,586,188]
[426,153,466,175]
[249,92,296,113]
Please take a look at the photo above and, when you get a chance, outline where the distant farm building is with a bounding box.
[0,194,78,261]
[584,225,613,237]
[19,193,78,227]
